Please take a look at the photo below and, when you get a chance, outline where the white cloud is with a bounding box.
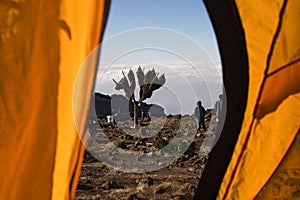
[94,61,223,114]
[96,61,221,84]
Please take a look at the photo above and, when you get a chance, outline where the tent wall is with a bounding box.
[0,1,110,199]
[197,0,300,199]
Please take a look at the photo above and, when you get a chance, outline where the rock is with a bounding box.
[182,154,190,161]
[193,159,201,165]
[188,167,196,172]
[137,183,146,192]
[195,164,203,171]
[101,181,110,190]
[134,140,146,147]
[154,183,172,194]
[86,172,92,176]
[101,180,120,190]
[125,134,134,140]
[146,142,153,147]
[200,156,208,164]
[177,162,184,167]
[183,183,196,192]
[138,176,154,187]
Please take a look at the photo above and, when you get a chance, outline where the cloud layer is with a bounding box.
[95,62,223,115]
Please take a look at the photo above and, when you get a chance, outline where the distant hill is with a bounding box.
[95,93,166,120]
[95,93,111,118]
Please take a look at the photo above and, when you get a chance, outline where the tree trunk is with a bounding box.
[133,101,139,127]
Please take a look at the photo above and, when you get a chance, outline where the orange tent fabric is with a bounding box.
[0,1,110,199]
[218,0,300,199]
[196,0,299,199]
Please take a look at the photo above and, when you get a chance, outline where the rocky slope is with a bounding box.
[75,112,216,200]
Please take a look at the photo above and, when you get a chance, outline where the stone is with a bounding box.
[101,180,121,190]
[188,167,196,172]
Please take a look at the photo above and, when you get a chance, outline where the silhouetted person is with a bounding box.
[194,101,207,133]
[214,94,223,122]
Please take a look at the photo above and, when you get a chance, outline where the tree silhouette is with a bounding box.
[113,66,166,126]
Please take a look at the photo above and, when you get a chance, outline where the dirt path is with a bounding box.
[75,114,215,200]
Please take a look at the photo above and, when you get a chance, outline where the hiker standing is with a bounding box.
[214,94,223,122]
[194,101,207,133]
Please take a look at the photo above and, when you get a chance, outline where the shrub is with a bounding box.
[154,138,168,149]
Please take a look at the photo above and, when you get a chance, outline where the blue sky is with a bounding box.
[95,0,223,115]
[102,0,220,62]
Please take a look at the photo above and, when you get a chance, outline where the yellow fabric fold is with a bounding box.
[268,0,300,74]
[256,61,300,119]
[0,2,60,199]
[0,1,109,199]
[256,130,300,199]
[218,0,300,199]
[54,1,108,199]
[220,93,300,199]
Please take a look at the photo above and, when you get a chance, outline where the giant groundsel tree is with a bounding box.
[113,66,166,126]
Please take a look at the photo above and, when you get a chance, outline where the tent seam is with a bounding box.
[267,57,300,77]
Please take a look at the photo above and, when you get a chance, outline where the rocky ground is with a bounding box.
[75,111,216,200]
